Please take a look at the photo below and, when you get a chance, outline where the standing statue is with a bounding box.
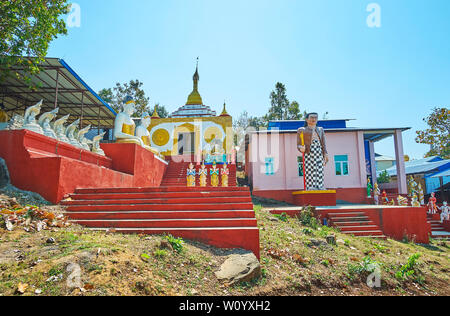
[297,113,329,191]
[418,184,425,205]
[23,100,44,134]
[221,163,229,187]
[113,96,143,146]
[367,177,373,198]
[199,163,208,187]
[92,132,106,156]
[77,125,91,151]
[408,176,418,197]
[381,190,389,205]
[428,192,438,214]
[210,161,219,187]
[373,183,381,205]
[66,119,81,147]
[186,163,196,187]
[53,114,70,143]
[440,201,449,223]
[38,108,59,138]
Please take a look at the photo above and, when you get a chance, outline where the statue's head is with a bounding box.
[443,201,447,206]
[305,113,319,127]
[141,112,151,127]
[122,95,136,115]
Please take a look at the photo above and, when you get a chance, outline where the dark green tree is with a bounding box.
[0,0,70,86]
[416,107,450,159]
[263,82,305,123]
[98,80,151,117]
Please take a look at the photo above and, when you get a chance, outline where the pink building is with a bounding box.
[245,120,409,204]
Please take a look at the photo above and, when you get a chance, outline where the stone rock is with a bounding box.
[46,237,56,244]
[326,235,337,246]
[215,253,261,285]
[307,239,334,251]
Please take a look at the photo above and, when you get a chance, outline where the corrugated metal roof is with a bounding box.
[381,158,450,176]
[430,169,450,178]
[0,57,116,128]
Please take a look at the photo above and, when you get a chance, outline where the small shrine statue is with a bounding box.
[428,192,438,214]
[22,100,44,134]
[199,163,208,187]
[367,177,373,198]
[397,195,408,206]
[440,201,449,223]
[210,162,220,187]
[411,194,421,207]
[186,163,196,187]
[92,132,106,156]
[77,125,91,151]
[408,176,418,197]
[53,114,70,143]
[136,112,159,155]
[418,184,425,205]
[6,114,24,130]
[373,183,381,205]
[381,190,389,205]
[221,163,229,187]
[113,95,143,146]
[388,199,396,206]
[38,108,59,139]
[210,137,224,155]
[66,119,81,147]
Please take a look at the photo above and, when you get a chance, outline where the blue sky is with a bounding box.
[47,0,450,159]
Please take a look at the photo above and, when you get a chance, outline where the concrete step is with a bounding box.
[327,212,366,218]
[342,230,385,237]
[330,216,369,222]
[69,191,251,200]
[70,218,258,229]
[65,202,255,212]
[332,221,375,227]
[338,225,380,232]
[62,196,252,206]
[65,210,256,220]
[74,186,249,194]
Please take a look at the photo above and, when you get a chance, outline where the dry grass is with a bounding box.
[0,196,449,296]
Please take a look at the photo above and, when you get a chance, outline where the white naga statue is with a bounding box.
[136,112,159,155]
[66,119,81,147]
[77,125,91,151]
[92,132,106,156]
[23,100,44,134]
[38,108,59,139]
[53,114,70,143]
[113,95,143,146]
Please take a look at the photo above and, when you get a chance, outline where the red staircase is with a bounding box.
[161,160,237,187]
[61,186,259,258]
[428,214,450,240]
[327,210,386,239]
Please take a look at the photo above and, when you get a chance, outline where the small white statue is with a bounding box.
[440,202,449,223]
[23,100,44,134]
[66,119,81,147]
[113,95,143,146]
[38,108,59,139]
[53,114,70,143]
[6,114,24,130]
[92,132,106,156]
[136,112,158,155]
[77,125,91,151]
[411,194,421,207]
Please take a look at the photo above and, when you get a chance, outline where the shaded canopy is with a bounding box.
[0,57,116,129]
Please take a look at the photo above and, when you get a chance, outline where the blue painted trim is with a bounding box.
[58,59,117,116]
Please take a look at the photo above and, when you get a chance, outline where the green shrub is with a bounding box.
[165,234,184,253]
[299,206,320,229]
[395,253,422,283]
[273,213,288,222]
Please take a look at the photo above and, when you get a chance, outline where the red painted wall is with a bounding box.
[0,130,167,204]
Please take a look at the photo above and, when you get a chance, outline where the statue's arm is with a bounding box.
[297,128,305,153]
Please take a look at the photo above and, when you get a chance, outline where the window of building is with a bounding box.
[265,157,275,176]
[297,157,304,177]
[335,155,349,176]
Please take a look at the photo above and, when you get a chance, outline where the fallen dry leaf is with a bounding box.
[17,282,29,294]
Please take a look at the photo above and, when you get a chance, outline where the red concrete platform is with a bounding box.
[270,205,431,243]
[63,186,260,258]
[0,130,167,203]
[292,190,337,207]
